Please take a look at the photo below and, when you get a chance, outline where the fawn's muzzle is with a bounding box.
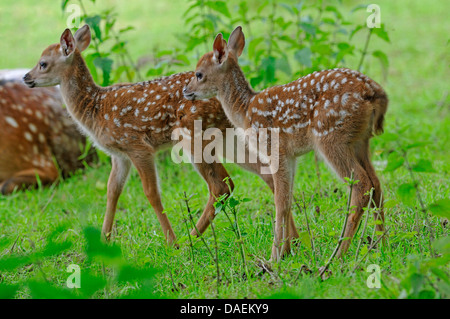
[23,73,35,88]
[182,86,195,100]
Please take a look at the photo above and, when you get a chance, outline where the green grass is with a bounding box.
[0,0,449,299]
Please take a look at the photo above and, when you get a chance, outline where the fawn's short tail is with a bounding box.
[372,89,388,136]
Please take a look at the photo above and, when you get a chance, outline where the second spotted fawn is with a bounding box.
[24,25,274,244]
[184,26,388,260]
[0,72,96,194]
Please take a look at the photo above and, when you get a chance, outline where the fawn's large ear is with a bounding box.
[213,33,228,64]
[74,25,91,52]
[228,26,245,58]
[60,28,76,57]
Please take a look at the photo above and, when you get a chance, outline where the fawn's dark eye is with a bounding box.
[196,72,203,81]
[39,61,47,69]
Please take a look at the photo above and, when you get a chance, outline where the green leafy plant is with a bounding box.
[0,226,160,299]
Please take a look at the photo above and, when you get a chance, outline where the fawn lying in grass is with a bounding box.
[183,26,388,260]
[0,71,96,194]
[24,25,273,244]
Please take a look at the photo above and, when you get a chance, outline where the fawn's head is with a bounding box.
[183,26,245,101]
[24,25,91,88]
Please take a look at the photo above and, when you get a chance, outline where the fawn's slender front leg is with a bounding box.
[271,156,298,261]
[131,154,177,245]
[102,155,132,240]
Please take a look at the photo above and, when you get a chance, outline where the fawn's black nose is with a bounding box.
[23,73,35,88]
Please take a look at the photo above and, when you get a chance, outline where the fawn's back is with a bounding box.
[245,68,387,154]
[65,69,230,158]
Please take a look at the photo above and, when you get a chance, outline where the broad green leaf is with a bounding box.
[408,273,426,296]
[276,55,291,76]
[61,0,70,10]
[85,15,102,41]
[351,4,369,12]
[397,183,416,205]
[248,37,264,58]
[93,57,113,86]
[279,3,295,15]
[214,202,223,215]
[383,199,398,209]
[430,267,450,285]
[117,265,159,284]
[83,227,122,263]
[384,152,404,172]
[350,25,365,40]
[78,272,107,298]
[299,22,316,36]
[372,50,389,68]
[228,197,240,208]
[411,159,435,173]
[294,47,312,68]
[405,142,429,150]
[325,5,343,19]
[428,199,450,218]
[204,1,231,18]
[28,281,79,299]
[432,235,450,254]
[0,284,19,299]
[261,56,276,85]
[417,289,435,299]
[38,240,72,259]
[372,24,390,42]
[0,256,31,271]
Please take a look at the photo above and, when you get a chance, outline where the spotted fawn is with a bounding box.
[24,25,273,244]
[183,26,388,260]
[0,71,96,194]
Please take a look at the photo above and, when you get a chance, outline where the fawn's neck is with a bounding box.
[59,51,101,128]
[216,63,255,128]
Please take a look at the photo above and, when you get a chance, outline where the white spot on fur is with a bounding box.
[341,93,349,106]
[333,95,339,103]
[5,116,19,128]
[24,132,33,141]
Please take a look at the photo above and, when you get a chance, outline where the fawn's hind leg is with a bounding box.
[317,141,375,258]
[271,156,298,261]
[190,161,233,236]
[354,138,385,243]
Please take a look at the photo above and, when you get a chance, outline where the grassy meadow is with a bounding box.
[0,0,449,299]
